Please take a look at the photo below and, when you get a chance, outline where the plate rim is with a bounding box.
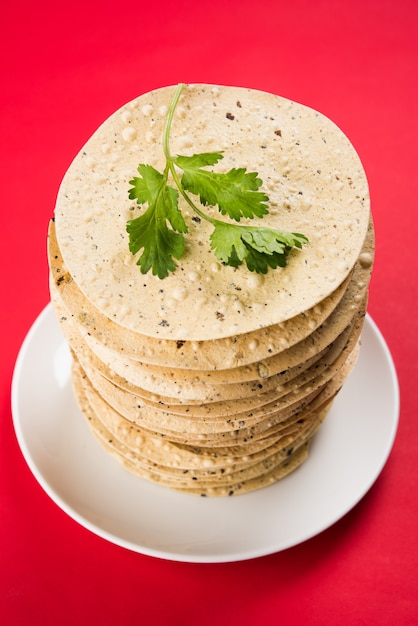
[11,304,400,563]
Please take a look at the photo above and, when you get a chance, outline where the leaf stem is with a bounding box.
[163,83,215,225]
[163,83,184,161]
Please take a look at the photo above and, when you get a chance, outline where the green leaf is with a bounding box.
[210,221,308,273]
[175,152,224,169]
[175,155,269,221]
[127,164,188,279]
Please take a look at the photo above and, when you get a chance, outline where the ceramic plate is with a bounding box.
[12,305,399,562]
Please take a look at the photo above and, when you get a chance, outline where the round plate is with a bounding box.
[11,304,399,563]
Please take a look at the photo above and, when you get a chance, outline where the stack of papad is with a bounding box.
[48,84,374,496]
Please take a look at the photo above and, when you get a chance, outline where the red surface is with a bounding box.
[1,0,417,623]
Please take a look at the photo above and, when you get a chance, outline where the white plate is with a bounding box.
[12,304,399,563]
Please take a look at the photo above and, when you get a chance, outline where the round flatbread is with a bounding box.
[54,83,370,341]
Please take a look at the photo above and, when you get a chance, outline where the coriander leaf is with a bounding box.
[175,152,224,169]
[127,208,185,278]
[126,83,308,278]
[210,221,308,273]
[128,163,159,205]
[128,164,188,235]
[127,164,187,279]
[175,155,269,221]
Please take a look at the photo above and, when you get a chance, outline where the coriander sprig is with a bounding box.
[126,83,307,279]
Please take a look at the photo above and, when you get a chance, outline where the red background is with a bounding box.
[1,1,417,623]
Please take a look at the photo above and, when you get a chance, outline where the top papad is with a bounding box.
[54,84,370,341]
